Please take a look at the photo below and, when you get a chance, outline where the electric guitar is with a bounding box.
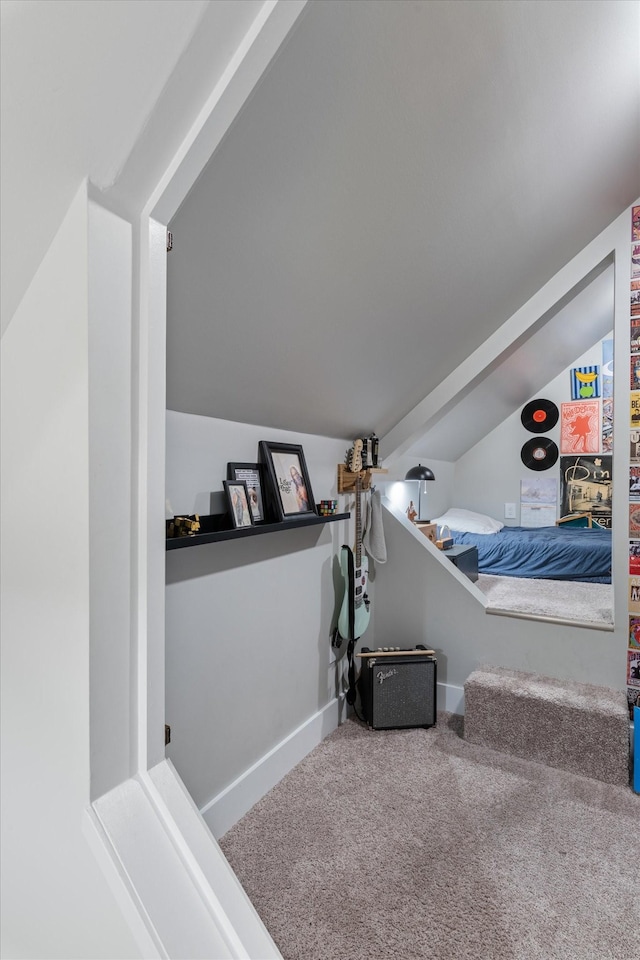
[338,469,370,641]
[348,438,363,474]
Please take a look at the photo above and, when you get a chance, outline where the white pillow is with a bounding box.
[431,507,504,535]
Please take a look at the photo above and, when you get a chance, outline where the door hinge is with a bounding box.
[165,724,171,746]
[166,230,173,253]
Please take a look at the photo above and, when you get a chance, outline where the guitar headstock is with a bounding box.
[348,438,363,474]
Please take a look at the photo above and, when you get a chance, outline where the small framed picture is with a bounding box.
[223,480,254,529]
[227,462,265,523]
[259,441,316,521]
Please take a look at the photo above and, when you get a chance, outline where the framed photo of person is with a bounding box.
[258,441,317,521]
[227,462,265,523]
[223,480,254,529]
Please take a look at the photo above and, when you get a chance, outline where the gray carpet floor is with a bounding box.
[219,714,638,960]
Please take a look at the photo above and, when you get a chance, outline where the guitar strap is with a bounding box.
[340,453,366,720]
[346,636,364,722]
[346,637,357,705]
[343,480,358,706]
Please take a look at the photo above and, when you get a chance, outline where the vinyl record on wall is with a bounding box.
[520,437,559,471]
[521,398,559,433]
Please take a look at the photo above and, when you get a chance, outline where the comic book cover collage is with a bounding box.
[628,204,640,720]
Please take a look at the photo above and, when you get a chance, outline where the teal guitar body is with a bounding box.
[338,544,370,641]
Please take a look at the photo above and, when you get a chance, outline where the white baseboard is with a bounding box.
[201,695,347,839]
[438,681,465,716]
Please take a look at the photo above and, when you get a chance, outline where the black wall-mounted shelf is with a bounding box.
[166,512,349,550]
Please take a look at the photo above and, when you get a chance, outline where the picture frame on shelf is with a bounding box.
[223,480,254,529]
[258,441,317,521]
[227,462,265,523]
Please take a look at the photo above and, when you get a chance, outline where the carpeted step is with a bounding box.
[464,665,629,785]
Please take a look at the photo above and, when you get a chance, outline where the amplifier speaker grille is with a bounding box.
[359,656,437,729]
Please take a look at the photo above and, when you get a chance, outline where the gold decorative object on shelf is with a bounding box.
[167,514,201,538]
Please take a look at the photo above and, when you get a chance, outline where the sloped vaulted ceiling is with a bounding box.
[166,0,640,458]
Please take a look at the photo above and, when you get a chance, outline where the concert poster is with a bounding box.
[630,503,640,538]
[631,431,640,462]
[627,649,640,688]
[631,391,640,427]
[630,466,640,501]
[560,401,600,454]
[602,397,613,453]
[631,356,640,391]
[630,318,640,355]
[632,244,640,280]
[560,456,612,528]
[628,581,640,616]
[630,614,640,647]
[633,205,640,242]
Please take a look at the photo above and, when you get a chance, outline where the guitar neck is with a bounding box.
[355,474,362,567]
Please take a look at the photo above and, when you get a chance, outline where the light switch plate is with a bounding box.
[504,502,517,519]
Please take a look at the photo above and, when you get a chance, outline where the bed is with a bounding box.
[431,509,611,583]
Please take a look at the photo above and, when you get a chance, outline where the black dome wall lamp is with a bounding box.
[404,464,436,521]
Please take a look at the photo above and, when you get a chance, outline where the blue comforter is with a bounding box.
[450,525,611,583]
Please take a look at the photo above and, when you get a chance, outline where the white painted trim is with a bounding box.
[87,199,134,798]
[136,0,310,789]
[201,695,347,839]
[142,764,281,959]
[145,761,281,959]
[116,7,314,955]
[88,761,284,960]
[438,682,465,716]
[82,808,165,960]
[149,0,308,224]
[92,777,245,959]
[485,606,615,632]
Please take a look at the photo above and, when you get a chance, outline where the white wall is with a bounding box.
[452,337,610,523]
[0,185,141,959]
[165,411,365,809]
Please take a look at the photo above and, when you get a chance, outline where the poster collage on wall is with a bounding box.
[562,332,613,527]
[519,371,613,530]
[628,204,640,721]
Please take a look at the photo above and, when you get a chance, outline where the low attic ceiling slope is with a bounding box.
[165,0,640,447]
[404,261,614,463]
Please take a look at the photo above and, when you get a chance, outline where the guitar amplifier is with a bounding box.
[357,647,437,730]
